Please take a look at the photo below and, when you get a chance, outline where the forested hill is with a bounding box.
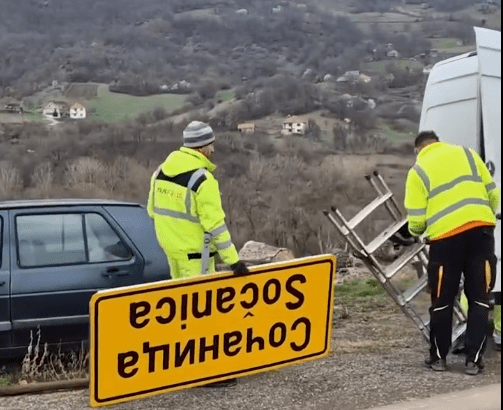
[0,0,364,97]
[0,0,496,99]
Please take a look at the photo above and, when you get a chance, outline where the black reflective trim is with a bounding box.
[156,169,206,192]
[188,252,217,260]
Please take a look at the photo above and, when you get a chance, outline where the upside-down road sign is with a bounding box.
[90,255,336,407]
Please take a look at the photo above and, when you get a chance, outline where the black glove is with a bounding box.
[231,261,249,276]
[390,223,417,246]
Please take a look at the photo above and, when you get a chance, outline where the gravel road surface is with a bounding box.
[1,304,500,410]
[369,383,501,410]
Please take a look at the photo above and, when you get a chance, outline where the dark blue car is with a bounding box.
[0,199,170,358]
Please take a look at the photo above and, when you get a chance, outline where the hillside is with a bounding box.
[0,0,499,100]
[0,1,500,256]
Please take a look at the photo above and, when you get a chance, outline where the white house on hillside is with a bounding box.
[387,50,400,59]
[43,101,86,120]
[337,70,371,85]
[282,116,308,135]
[237,123,256,133]
[43,101,70,118]
[70,103,86,119]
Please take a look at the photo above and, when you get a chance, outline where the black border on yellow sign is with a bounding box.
[92,257,335,404]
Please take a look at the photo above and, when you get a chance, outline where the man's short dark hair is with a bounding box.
[415,131,440,148]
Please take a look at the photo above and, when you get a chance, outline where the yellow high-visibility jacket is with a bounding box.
[147,147,239,268]
[405,142,500,241]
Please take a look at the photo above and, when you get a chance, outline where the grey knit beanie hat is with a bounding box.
[183,121,215,148]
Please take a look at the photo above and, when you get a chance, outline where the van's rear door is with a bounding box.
[420,27,501,299]
[419,50,481,150]
[0,210,11,349]
[476,27,501,298]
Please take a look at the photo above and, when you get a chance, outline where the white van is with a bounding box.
[419,27,501,306]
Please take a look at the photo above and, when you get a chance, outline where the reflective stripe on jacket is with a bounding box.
[147,147,239,268]
[404,142,500,240]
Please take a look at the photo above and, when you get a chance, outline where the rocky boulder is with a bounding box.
[238,241,295,265]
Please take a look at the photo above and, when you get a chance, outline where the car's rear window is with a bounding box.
[16,213,132,268]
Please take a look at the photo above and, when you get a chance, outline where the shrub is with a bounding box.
[65,157,107,189]
[152,107,169,122]
[0,163,22,200]
[21,327,89,382]
[31,162,54,199]
[256,137,278,158]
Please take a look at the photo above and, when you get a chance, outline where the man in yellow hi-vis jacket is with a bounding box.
[405,131,500,375]
[147,121,249,282]
[147,122,248,388]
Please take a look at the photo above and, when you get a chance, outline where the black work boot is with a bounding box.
[425,355,447,371]
[465,358,485,375]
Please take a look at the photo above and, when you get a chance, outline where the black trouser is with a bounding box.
[428,226,496,361]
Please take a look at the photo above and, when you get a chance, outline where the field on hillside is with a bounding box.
[432,37,477,53]
[362,59,425,73]
[4,84,189,124]
[377,118,418,146]
[64,83,99,99]
[0,113,26,124]
[80,85,189,123]
[309,1,501,33]
[0,111,43,124]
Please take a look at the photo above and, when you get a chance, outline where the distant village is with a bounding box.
[2,100,86,121]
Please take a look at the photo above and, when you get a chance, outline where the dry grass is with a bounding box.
[317,155,374,190]
[65,157,107,189]
[0,163,22,200]
[109,157,154,200]
[20,328,89,383]
[56,156,154,202]
[31,162,54,199]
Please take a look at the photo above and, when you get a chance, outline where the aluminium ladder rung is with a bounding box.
[400,275,428,305]
[411,260,427,278]
[364,219,407,255]
[346,191,394,230]
[384,242,426,279]
[420,314,431,331]
[452,323,467,344]
[367,172,403,222]
[324,210,351,237]
[453,304,466,323]
[416,317,466,345]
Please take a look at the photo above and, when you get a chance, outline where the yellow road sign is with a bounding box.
[90,255,336,407]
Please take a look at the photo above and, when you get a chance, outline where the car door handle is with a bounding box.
[102,268,131,278]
